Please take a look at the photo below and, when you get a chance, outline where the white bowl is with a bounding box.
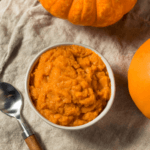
[25,43,116,130]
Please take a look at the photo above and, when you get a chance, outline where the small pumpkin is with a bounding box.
[39,0,137,27]
[128,39,150,119]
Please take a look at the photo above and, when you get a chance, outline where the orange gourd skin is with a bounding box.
[128,39,150,119]
[39,0,137,27]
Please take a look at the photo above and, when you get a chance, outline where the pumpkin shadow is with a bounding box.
[63,70,148,149]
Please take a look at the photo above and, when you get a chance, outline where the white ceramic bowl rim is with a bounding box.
[25,42,116,130]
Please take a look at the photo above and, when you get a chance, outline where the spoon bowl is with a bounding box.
[0,82,42,150]
[0,82,22,118]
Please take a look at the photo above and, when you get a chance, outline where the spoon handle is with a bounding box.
[17,118,43,150]
[25,135,42,150]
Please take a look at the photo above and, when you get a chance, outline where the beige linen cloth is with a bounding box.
[0,0,150,150]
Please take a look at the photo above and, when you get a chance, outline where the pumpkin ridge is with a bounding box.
[80,0,84,25]
[96,0,113,27]
[81,0,96,26]
[68,0,84,25]
[81,0,87,25]
[67,0,74,19]
[92,0,97,26]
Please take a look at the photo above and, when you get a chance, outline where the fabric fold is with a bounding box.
[0,0,40,73]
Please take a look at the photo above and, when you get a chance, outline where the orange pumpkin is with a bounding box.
[39,0,137,27]
[128,39,150,119]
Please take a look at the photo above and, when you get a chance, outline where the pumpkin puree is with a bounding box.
[29,45,111,126]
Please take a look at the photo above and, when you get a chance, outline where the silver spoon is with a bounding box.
[0,82,42,150]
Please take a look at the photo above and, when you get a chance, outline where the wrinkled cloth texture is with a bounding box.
[0,0,150,150]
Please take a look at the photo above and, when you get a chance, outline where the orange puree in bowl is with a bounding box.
[29,45,111,126]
